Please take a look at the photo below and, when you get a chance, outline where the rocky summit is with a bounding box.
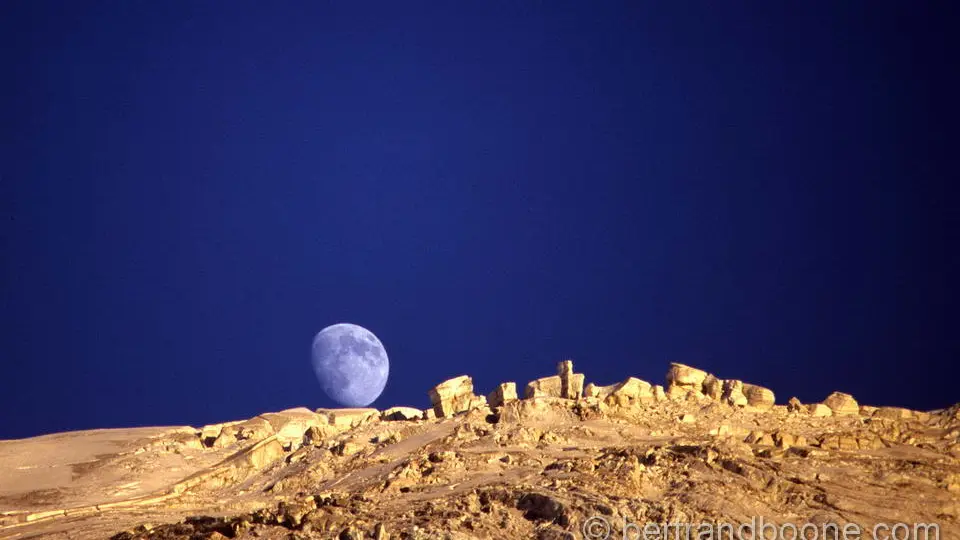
[1,362,958,539]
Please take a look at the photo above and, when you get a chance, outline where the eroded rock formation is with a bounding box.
[0,361,957,540]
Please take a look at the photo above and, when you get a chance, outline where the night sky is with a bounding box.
[2,3,956,440]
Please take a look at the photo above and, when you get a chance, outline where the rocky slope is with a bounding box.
[1,362,957,539]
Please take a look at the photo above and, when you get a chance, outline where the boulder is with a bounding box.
[428,375,475,418]
[702,375,723,400]
[742,384,775,409]
[334,439,367,457]
[583,382,617,400]
[666,363,709,389]
[604,377,654,407]
[557,360,585,399]
[652,385,666,401]
[468,394,489,410]
[787,397,803,413]
[214,417,275,448]
[710,424,734,437]
[617,377,652,397]
[859,405,878,417]
[302,424,339,447]
[721,380,748,407]
[873,407,914,420]
[823,392,859,416]
[487,382,518,408]
[665,385,692,401]
[808,403,833,417]
[818,433,878,451]
[381,407,423,421]
[320,408,379,429]
[524,376,563,399]
[200,421,243,447]
[772,431,797,449]
[259,408,325,450]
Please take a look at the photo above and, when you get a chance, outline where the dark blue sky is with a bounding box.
[2,3,956,439]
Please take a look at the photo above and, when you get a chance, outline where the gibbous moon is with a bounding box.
[311,323,389,407]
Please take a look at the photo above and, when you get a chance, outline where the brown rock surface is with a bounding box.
[1,363,957,540]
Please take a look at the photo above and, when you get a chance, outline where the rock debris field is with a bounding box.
[1,361,958,539]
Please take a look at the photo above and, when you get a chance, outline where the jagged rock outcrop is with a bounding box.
[787,396,803,413]
[259,407,325,450]
[524,375,562,399]
[427,375,475,418]
[523,360,586,400]
[721,379,749,407]
[320,408,379,429]
[212,417,274,448]
[381,407,423,421]
[702,374,723,400]
[557,360,585,399]
[487,382,517,408]
[1,360,956,540]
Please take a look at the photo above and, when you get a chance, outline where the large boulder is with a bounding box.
[605,377,654,407]
[524,376,563,399]
[742,384,775,409]
[428,375,475,418]
[666,363,709,390]
[487,382,518,408]
[702,375,723,400]
[787,397,803,413]
[259,408,325,450]
[823,392,859,416]
[808,403,833,417]
[721,380,748,407]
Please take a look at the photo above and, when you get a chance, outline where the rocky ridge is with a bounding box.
[0,362,957,539]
